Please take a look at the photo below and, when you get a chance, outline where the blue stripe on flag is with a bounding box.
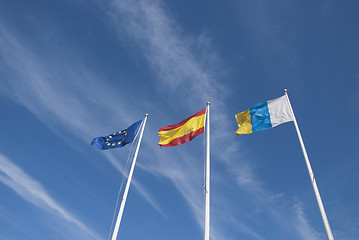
[250,101,272,132]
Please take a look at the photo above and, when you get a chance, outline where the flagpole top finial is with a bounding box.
[284,89,288,94]
[145,113,149,117]
[207,102,210,106]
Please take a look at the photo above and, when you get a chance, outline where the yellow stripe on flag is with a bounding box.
[235,109,253,135]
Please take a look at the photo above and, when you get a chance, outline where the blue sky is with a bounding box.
[0,0,358,239]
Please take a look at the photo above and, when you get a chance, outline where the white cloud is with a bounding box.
[0,43,162,234]
[0,19,163,221]
[292,201,321,240]
[0,154,101,240]
[227,217,265,240]
[108,0,225,106]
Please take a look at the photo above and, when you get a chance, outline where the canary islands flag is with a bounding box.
[91,120,142,150]
[158,108,206,147]
[235,95,293,135]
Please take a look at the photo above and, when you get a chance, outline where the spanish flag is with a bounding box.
[158,108,206,147]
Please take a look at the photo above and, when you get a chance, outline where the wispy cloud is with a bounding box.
[0,154,101,240]
[227,217,265,240]
[0,20,163,216]
[292,201,321,240]
[108,0,225,106]
[221,146,324,239]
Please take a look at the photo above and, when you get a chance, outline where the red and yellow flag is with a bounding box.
[158,108,206,147]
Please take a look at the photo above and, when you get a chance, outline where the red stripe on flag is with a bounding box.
[159,126,204,147]
[158,108,206,132]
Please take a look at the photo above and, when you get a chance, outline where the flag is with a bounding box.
[235,95,293,135]
[158,108,206,147]
[91,120,142,150]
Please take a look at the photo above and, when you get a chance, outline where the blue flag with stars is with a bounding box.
[91,120,142,150]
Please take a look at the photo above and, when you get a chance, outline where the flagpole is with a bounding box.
[204,102,210,240]
[111,114,148,240]
[284,90,334,240]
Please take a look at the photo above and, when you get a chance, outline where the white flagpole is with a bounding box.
[204,102,210,240]
[111,114,148,240]
[284,90,334,240]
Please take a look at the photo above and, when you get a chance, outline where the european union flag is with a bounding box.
[91,120,142,150]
